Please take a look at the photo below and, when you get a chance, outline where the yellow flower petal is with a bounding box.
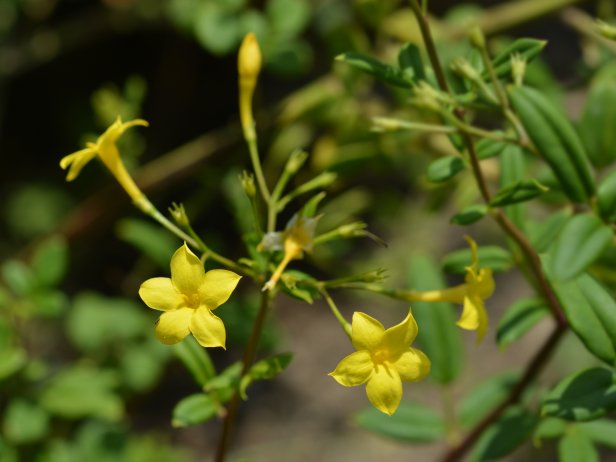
[329,350,374,387]
[351,312,385,352]
[457,295,489,342]
[59,148,97,181]
[365,365,402,416]
[394,348,431,382]
[381,310,418,357]
[139,277,184,311]
[189,307,226,349]
[170,243,205,295]
[474,268,495,299]
[155,308,193,345]
[199,269,242,310]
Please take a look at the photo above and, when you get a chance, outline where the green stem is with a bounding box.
[138,199,200,249]
[320,288,352,339]
[214,290,273,462]
[247,137,272,205]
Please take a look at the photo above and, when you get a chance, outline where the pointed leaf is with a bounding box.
[450,204,488,226]
[171,393,217,428]
[398,43,425,82]
[239,353,293,399]
[426,156,466,183]
[558,427,599,462]
[490,179,548,207]
[336,52,410,88]
[496,298,549,349]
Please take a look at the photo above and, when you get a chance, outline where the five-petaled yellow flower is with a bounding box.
[138,243,241,348]
[329,310,431,416]
[407,236,495,342]
[60,116,148,204]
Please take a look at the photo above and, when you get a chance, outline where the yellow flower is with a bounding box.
[329,311,431,416]
[238,32,262,140]
[260,214,319,291]
[407,237,495,342]
[60,116,148,203]
[138,243,241,348]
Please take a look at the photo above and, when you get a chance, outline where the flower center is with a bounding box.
[372,349,391,365]
[184,293,200,309]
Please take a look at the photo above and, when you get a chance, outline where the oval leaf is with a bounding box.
[336,52,409,88]
[442,246,512,274]
[450,204,488,226]
[548,214,613,281]
[542,368,616,422]
[558,428,599,462]
[172,394,217,428]
[426,156,466,183]
[459,372,519,429]
[496,298,549,349]
[597,168,616,223]
[490,179,548,207]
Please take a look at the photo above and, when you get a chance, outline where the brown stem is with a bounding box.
[214,290,272,462]
[441,323,566,462]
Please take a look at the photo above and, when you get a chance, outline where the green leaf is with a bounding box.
[558,427,599,462]
[0,347,26,381]
[40,365,123,421]
[542,368,616,422]
[469,406,538,461]
[450,204,488,225]
[205,362,242,404]
[265,38,313,77]
[496,297,549,349]
[1,259,35,296]
[171,394,218,428]
[528,210,571,252]
[548,214,613,281]
[31,236,69,287]
[355,401,445,443]
[546,269,616,364]
[194,3,240,55]
[173,336,216,388]
[115,218,178,270]
[533,417,567,445]
[459,372,519,429]
[597,168,616,223]
[336,52,409,88]
[2,399,50,444]
[578,419,616,449]
[408,255,462,384]
[490,179,548,207]
[475,138,506,159]
[120,343,168,392]
[487,38,547,80]
[499,144,527,230]
[426,156,466,183]
[442,246,512,274]
[266,0,310,38]
[239,352,293,399]
[398,43,425,82]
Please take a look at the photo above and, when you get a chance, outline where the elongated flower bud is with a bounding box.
[238,33,262,140]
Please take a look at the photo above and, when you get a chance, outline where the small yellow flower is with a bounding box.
[238,32,262,140]
[406,236,495,342]
[60,116,148,203]
[260,214,319,291]
[329,311,431,416]
[138,243,241,348]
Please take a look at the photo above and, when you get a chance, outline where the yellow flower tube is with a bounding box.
[238,32,262,141]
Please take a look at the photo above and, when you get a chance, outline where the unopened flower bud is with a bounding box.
[169,202,190,228]
[451,58,481,82]
[239,170,256,198]
[285,149,309,175]
[469,27,486,49]
[510,54,526,87]
[238,33,262,82]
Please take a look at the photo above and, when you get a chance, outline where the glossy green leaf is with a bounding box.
[496,297,549,349]
[239,352,293,399]
[558,427,599,462]
[578,419,616,449]
[398,43,425,82]
[355,401,445,443]
[31,236,68,287]
[548,214,613,281]
[2,399,49,444]
[490,179,548,207]
[450,204,488,225]
[442,246,513,274]
[542,368,616,422]
[426,156,466,183]
[459,372,519,429]
[597,168,616,223]
[408,255,462,384]
[487,38,547,80]
[336,52,409,88]
[547,269,616,364]
[173,336,216,388]
[171,394,217,428]
[469,406,538,461]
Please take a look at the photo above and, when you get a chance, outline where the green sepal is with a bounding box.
[426,156,466,183]
[336,52,410,88]
[547,213,613,282]
[442,245,513,274]
[496,297,549,349]
[490,179,548,207]
[239,352,293,399]
[450,204,488,225]
[355,401,445,442]
[542,368,616,422]
[171,393,218,428]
